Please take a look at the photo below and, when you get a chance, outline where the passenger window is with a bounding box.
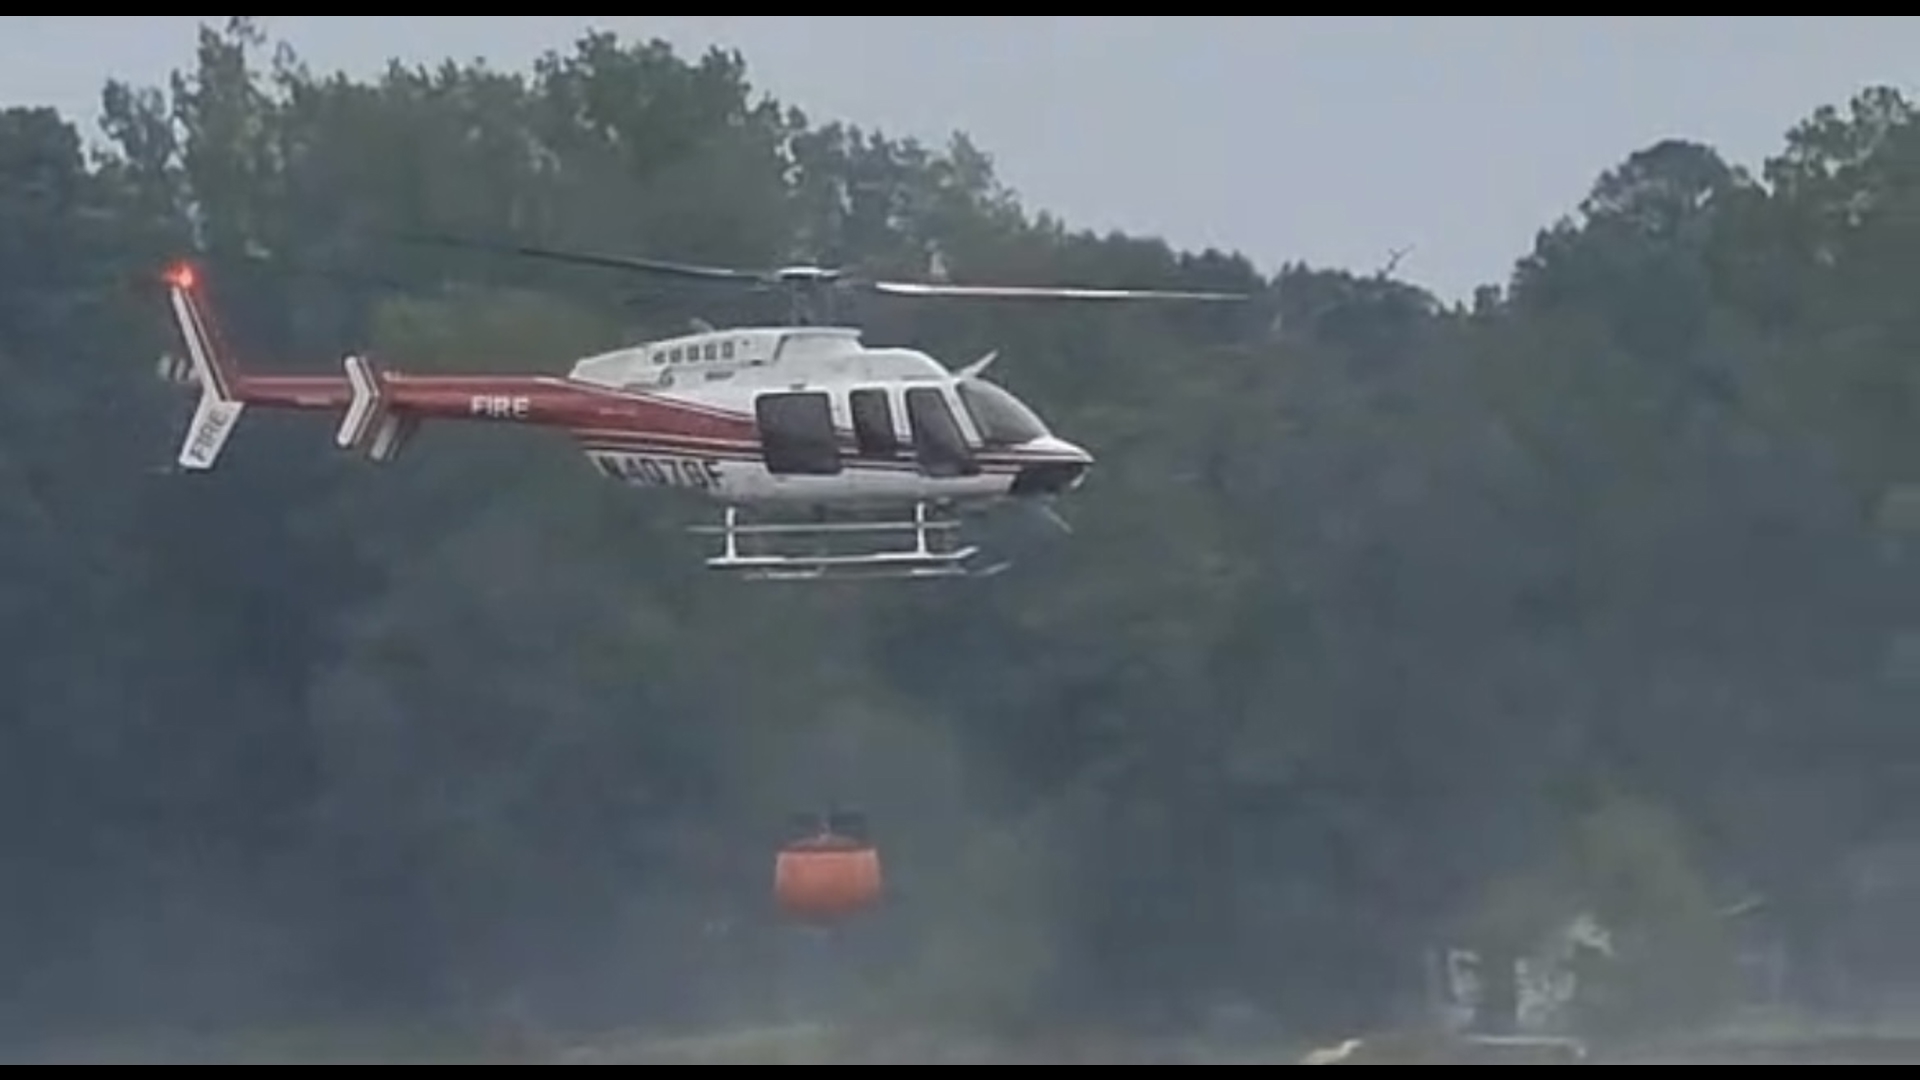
[849,389,900,457]
[904,387,978,477]
[756,391,841,475]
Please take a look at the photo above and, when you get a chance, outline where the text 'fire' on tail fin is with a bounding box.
[162,261,246,471]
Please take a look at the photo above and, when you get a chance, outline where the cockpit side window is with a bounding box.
[957,378,1050,447]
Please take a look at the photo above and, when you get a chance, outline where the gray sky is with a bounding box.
[3,16,1917,300]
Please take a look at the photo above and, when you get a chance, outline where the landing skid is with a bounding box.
[690,503,1009,581]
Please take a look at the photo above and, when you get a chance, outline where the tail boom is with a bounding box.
[159,260,705,471]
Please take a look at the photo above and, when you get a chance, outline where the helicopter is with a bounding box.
[154,242,1247,581]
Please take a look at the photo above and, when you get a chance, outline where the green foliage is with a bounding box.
[1462,794,1734,1037]
[4,18,1920,1051]
[1571,798,1735,1035]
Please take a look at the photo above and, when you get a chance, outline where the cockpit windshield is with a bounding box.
[957,378,1051,447]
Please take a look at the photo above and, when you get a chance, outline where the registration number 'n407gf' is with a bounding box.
[594,453,724,489]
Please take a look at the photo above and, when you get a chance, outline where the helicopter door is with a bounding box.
[848,388,901,458]
[904,386,978,478]
[755,390,842,475]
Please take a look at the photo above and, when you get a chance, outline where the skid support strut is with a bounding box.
[690,502,1008,581]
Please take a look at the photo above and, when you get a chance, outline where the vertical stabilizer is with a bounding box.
[162,262,247,471]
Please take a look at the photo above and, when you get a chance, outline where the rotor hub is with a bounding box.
[769,265,842,284]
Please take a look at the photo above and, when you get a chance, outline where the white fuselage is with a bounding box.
[562,325,1091,510]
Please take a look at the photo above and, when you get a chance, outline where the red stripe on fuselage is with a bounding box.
[237,374,757,442]
[578,443,944,473]
[574,438,1040,476]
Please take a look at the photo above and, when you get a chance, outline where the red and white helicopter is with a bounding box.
[156,243,1245,580]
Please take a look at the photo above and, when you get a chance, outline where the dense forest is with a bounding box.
[6,16,1920,1056]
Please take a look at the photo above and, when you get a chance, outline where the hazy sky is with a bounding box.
[4,16,1917,300]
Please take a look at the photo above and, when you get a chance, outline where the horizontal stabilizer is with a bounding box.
[366,411,418,463]
[336,354,388,450]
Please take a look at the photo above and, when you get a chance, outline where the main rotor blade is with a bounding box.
[401,233,768,285]
[865,280,1250,302]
